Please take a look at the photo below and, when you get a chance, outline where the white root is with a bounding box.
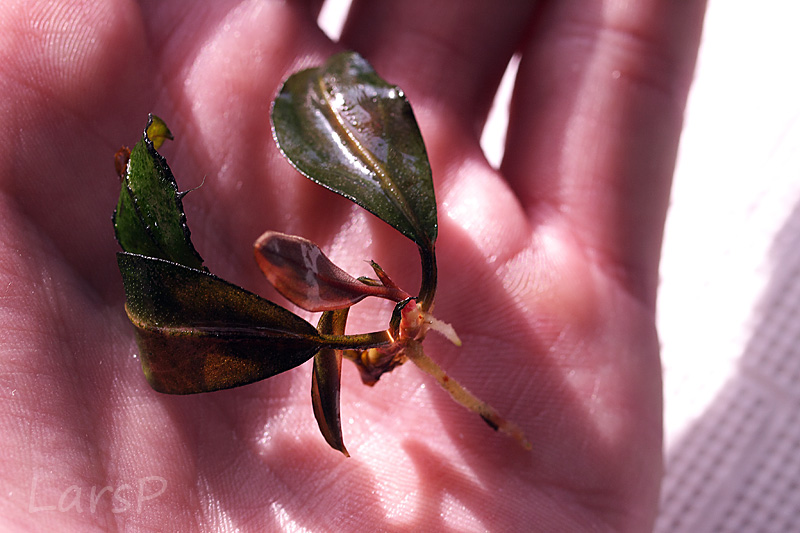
[404,340,532,450]
[422,313,462,347]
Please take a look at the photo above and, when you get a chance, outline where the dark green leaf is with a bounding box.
[311,308,350,456]
[113,114,205,270]
[118,252,324,394]
[272,51,437,248]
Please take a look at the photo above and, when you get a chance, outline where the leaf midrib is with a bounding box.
[316,77,424,242]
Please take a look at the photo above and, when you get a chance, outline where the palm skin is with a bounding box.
[0,0,705,531]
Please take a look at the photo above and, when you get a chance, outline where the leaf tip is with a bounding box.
[145,114,174,150]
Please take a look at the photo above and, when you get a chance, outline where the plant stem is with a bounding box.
[417,243,437,312]
[319,329,392,351]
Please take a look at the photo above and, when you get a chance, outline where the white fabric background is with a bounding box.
[319,1,800,530]
[656,1,800,531]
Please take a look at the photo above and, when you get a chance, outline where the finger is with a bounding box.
[502,0,707,304]
[138,0,326,54]
[340,0,536,139]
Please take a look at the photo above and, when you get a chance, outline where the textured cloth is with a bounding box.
[657,1,800,531]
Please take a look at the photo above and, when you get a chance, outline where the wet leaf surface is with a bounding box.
[114,116,325,395]
[113,114,204,270]
[272,51,437,249]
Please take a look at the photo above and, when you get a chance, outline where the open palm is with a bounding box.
[0,1,705,530]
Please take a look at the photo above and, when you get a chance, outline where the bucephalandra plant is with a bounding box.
[113,51,530,456]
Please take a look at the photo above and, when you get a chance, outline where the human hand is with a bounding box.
[0,0,705,530]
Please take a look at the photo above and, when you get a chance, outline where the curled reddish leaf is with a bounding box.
[312,309,349,456]
[254,231,408,311]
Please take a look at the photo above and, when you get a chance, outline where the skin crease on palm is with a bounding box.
[0,0,706,531]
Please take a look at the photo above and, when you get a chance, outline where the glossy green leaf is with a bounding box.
[272,51,437,248]
[113,114,205,270]
[311,308,350,456]
[254,231,409,311]
[118,252,325,394]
